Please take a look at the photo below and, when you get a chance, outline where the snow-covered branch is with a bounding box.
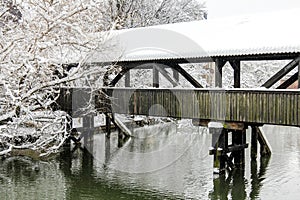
[0,0,112,157]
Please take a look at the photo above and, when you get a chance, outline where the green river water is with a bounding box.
[0,122,299,199]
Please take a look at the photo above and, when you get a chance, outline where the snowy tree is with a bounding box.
[0,0,207,157]
[101,0,206,30]
[0,0,112,157]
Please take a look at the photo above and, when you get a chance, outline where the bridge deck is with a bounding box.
[58,88,300,127]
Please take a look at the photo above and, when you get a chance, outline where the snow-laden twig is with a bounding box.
[0,145,12,156]
[0,110,69,157]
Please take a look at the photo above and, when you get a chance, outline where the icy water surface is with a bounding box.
[0,122,300,199]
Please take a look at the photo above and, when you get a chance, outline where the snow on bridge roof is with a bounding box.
[92,9,300,63]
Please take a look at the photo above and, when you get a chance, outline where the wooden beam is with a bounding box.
[154,64,179,87]
[112,114,131,137]
[255,127,272,156]
[109,63,139,86]
[298,60,300,89]
[215,59,226,88]
[192,119,245,130]
[229,60,241,88]
[125,70,130,87]
[173,68,179,82]
[277,72,298,89]
[262,56,300,88]
[112,53,298,67]
[109,68,130,86]
[153,65,159,88]
[169,63,203,88]
[227,144,248,152]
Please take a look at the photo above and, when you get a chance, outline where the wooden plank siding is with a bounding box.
[103,88,300,127]
[57,88,300,127]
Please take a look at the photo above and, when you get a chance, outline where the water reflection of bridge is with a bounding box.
[57,124,272,200]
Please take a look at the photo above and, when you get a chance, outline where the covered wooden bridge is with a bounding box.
[59,9,300,174]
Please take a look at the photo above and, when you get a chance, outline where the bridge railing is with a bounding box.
[57,87,300,127]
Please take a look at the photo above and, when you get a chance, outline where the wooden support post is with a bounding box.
[215,59,226,88]
[125,70,130,87]
[83,115,94,130]
[173,68,179,82]
[262,57,300,88]
[83,115,94,151]
[256,127,271,156]
[232,129,246,168]
[251,126,271,157]
[251,126,258,159]
[82,146,94,174]
[118,128,123,147]
[112,114,131,137]
[298,61,300,89]
[153,65,159,88]
[229,60,241,88]
[104,135,111,167]
[105,114,111,138]
[117,128,130,148]
[209,125,227,174]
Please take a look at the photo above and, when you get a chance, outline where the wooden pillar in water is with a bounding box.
[211,59,226,173]
[105,114,111,138]
[83,115,94,151]
[251,126,271,157]
[104,134,111,167]
[257,127,271,156]
[153,66,159,88]
[251,126,258,159]
[209,124,227,174]
[232,129,246,168]
[231,60,247,168]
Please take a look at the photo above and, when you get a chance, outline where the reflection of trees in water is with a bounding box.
[58,138,178,200]
[209,156,270,200]
[0,157,66,199]
[0,157,39,183]
[59,124,213,199]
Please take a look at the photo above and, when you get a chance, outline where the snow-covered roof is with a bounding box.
[92,8,300,63]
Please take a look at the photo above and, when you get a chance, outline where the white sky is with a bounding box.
[206,0,300,19]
